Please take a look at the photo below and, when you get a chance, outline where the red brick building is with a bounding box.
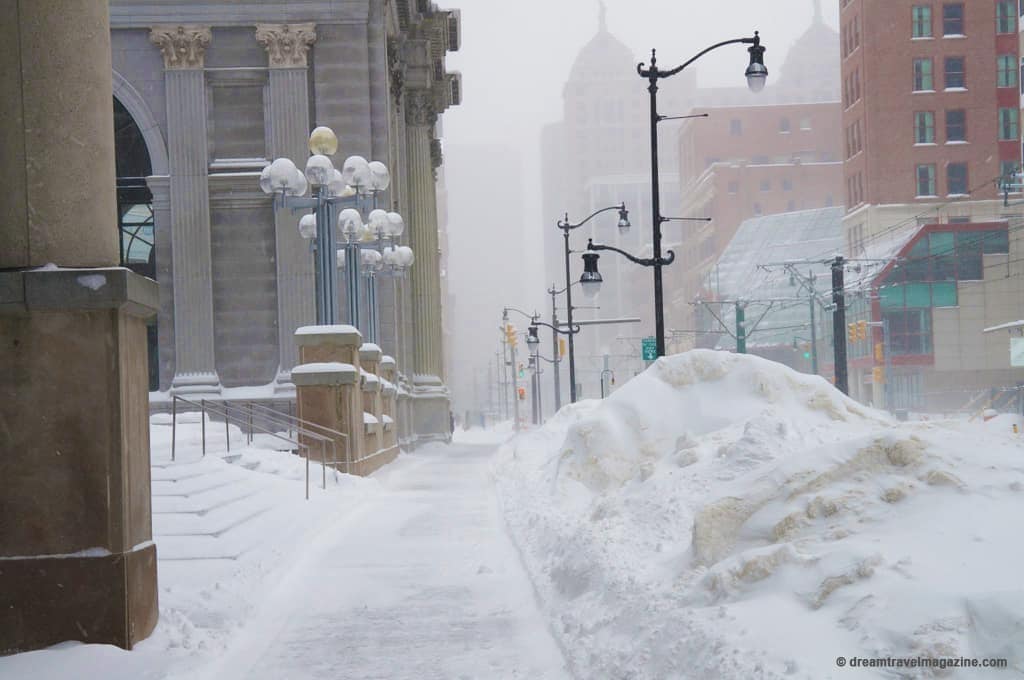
[841,0,1019,252]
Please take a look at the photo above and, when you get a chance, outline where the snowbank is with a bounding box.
[497,350,1024,679]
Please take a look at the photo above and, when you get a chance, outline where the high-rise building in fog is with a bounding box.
[541,6,690,399]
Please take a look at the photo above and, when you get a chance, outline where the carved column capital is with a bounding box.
[255,23,317,68]
[149,25,212,70]
[404,89,437,127]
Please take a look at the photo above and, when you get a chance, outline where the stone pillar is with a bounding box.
[380,355,398,449]
[294,325,364,470]
[359,343,384,463]
[149,25,220,395]
[256,24,318,394]
[404,89,451,442]
[0,1,159,654]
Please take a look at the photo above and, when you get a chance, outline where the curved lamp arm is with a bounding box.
[557,202,627,231]
[638,35,758,79]
[533,354,558,364]
[586,238,675,268]
[503,306,537,322]
[533,319,580,336]
[548,281,580,296]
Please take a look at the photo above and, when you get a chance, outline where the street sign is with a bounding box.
[641,336,657,361]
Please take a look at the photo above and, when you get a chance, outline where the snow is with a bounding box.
[496,349,1024,679]
[294,324,360,336]
[0,418,567,679]
[76,274,107,291]
[291,362,355,374]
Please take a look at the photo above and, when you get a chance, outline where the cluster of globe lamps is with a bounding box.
[259,125,413,335]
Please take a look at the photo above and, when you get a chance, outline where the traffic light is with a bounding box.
[874,342,885,363]
[856,320,868,341]
[847,323,857,343]
[558,337,567,358]
[872,366,885,383]
[517,386,526,400]
[504,323,517,347]
[518,363,525,379]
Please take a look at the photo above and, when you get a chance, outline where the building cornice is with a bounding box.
[112,1,368,28]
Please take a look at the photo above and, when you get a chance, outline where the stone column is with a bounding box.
[0,0,157,653]
[404,90,443,383]
[256,24,318,394]
[404,89,451,442]
[149,25,220,395]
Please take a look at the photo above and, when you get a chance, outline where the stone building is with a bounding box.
[108,0,461,443]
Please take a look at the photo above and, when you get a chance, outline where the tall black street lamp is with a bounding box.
[528,312,579,414]
[638,32,767,357]
[557,203,630,403]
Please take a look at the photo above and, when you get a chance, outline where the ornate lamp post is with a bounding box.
[260,125,410,333]
[556,203,630,402]
[637,32,767,357]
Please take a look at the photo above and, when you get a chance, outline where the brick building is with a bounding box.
[833,0,1024,412]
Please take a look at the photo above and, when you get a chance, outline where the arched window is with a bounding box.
[114,97,158,390]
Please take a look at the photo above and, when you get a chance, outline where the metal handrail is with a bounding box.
[171,395,333,499]
[239,402,341,477]
[242,401,351,474]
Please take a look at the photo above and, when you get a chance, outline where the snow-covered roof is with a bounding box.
[362,412,378,425]
[705,207,844,350]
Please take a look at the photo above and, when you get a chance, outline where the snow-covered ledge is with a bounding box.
[291,362,358,386]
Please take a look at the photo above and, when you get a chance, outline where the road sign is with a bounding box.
[641,336,657,361]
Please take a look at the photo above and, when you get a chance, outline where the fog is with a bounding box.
[442,0,839,415]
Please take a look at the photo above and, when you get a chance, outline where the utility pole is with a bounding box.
[550,286,562,413]
[735,302,747,354]
[831,255,849,395]
[807,274,819,375]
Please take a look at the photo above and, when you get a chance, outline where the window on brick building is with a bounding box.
[912,6,932,37]
[916,164,937,196]
[913,58,933,91]
[800,117,812,130]
[728,180,739,194]
[997,0,1016,32]
[914,111,935,143]
[946,109,966,141]
[942,3,964,35]
[730,119,742,136]
[998,55,1017,87]
[999,108,1019,140]
[944,56,965,88]
[947,162,968,194]
[783,178,793,191]
[760,179,771,192]
[787,200,797,212]
[753,202,762,216]
[779,117,790,133]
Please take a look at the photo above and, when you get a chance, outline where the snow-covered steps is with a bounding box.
[151,454,309,562]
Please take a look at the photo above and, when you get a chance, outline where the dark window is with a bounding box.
[917,164,937,195]
[947,162,968,194]
[779,117,791,133]
[914,58,934,90]
[760,179,771,192]
[983,229,1010,254]
[1000,108,1019,140]
[783,179,794,191]
[914,111,935,143]
[944,56,965,88]
[998,0,1016,32]
[998,55,1017,87]
[945,109,966,141]
[942,3,964,35]
[955,231,982,279]
[912,5,933,37]
[884,309,932,355]
[730,119,742,136]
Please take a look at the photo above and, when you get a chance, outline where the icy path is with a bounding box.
[200,441,570,680]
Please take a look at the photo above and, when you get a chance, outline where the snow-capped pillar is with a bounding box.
[150,25,220,395]
[380,355,398,450]
[294,325,365,473]
[256,24,318,394]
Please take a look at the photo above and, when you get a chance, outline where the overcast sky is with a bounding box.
[440,0,839,412]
